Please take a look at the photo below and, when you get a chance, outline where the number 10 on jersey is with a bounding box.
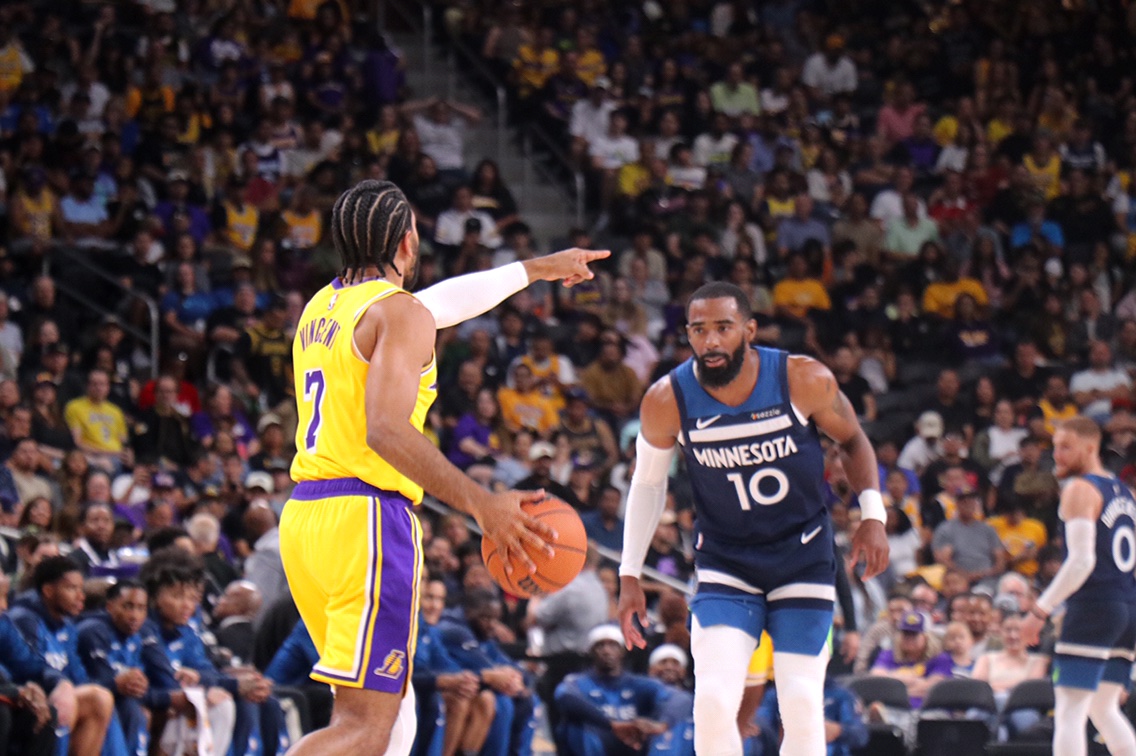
[303,369,326,452]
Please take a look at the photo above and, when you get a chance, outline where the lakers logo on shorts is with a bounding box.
[374,650,407,679]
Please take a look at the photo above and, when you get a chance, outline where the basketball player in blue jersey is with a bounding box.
[1022,417,1136,756]
[618,282,889,756]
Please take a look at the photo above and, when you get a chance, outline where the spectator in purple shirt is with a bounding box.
[153,174,211,245]
[870,612,953,707]
[446,388,502,469]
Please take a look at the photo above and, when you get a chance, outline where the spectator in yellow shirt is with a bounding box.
[986,499,1047,577]
[513,28,560,100]
[572,26,607,87]
[64,369,131,473]
[772,253,831,321]
[497,363,561,437]
[921,259,989,320]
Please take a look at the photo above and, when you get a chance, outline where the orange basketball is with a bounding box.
[481,497,587,598]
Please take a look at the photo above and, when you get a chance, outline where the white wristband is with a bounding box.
[858,490,886,524]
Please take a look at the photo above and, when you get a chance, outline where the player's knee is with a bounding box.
[475,689,496,716]
[693,683,740,726]
[81,684,115,723]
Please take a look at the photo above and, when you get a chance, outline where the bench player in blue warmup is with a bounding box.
[619,282,889,756]
[1022,417,1136,756]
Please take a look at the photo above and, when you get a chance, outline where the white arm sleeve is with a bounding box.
[415,261,529,329]
[1036,517,1097,614]
[619,434,675,579]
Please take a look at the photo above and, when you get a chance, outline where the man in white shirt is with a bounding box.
[898,411,946,475]
[692,112,739,168]
[801,35,858,101]
[570,77,616,150]
[589,111,639,171]
[1070,340,1133,423]
[870,166,927,226]
[401,97,483,177]
[590,110,640,221]
[435,185,502,248]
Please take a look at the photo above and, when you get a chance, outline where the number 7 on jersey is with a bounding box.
[303,368,326,452]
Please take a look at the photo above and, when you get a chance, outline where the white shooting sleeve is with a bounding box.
[1036,517,1096,614]
[414,261,529,329]
[619,434,676,579]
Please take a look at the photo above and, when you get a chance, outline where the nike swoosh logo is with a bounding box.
[695,415,722,429]
[801,526,823,545]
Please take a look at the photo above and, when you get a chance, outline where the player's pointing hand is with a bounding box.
[474,489,557,574]
[524,248,611,288]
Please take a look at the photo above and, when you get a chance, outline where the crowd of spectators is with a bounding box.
[4,0,1136,753]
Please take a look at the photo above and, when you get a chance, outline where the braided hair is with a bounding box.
[330,180,413,281]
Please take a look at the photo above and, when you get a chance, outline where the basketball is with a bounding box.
[482,497,588,598]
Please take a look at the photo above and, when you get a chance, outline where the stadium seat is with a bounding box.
[985,680,1054,756]
[845,677,909,756]
[917,679,998,756]
[846,676,912,710]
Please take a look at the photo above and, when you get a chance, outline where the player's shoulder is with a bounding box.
[785,353,832,385]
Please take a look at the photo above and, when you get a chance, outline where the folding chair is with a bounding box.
[846,677,910,756]
[986,679,1054,756]
[917,679,998,756]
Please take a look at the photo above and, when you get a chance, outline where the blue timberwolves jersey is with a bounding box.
[1070,473,1136,603]
[670,347,826,546]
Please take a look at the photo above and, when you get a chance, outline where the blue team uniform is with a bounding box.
[8,593,131,756]
[670,347,835,656]
[437,618,536,756]
[554,671,677,756]
[1053,473,1136,691]
[410,620,465,756]
[264,620,319,688]
[77,611,185,756]
[148,616,289,756]
[753,681,868,756]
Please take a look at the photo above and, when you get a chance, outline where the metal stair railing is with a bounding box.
[43,246,161,378]
[384,0,586,226]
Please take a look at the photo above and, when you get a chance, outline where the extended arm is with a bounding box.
[618,378,680,648]
[414,249,609,329]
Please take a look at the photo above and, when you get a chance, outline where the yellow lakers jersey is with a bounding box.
[290,278,437,503]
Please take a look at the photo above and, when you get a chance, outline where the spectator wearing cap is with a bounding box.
[870,611,953,708]
[554,625,676,756]
[898,411,945,475]
[802,34,858,101]
[515,440,581,509]
[64,369,131,474]
[570,76,616,153]
[578,331,642,423]
[248,414,291,473]
[932,488,1006,588]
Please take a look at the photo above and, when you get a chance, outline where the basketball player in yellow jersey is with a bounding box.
[281,179,608,756]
